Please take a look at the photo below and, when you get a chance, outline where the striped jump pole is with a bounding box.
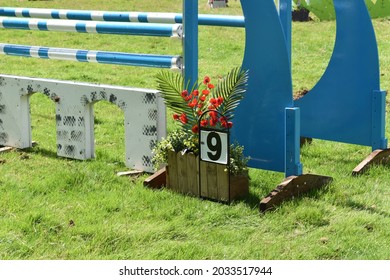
[0,7,245,28]
[0,43,182,70]
[0,17,183,37]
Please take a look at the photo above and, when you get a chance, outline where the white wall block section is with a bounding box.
[0,74,166,172]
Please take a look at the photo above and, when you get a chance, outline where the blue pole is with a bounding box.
[285,107,303,176]
[183,0,198,90]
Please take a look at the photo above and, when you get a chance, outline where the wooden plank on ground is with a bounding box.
[0,146,13,153]
[0,141,37,153]
[143,167,166,189]
[352,149,390,176]
[260,174,333,213]
[117,170,143,177]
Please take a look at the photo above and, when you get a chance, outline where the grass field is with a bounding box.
[1,0,390,260]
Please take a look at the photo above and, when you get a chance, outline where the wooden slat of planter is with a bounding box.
[199,161,208,198]
[230,174,249,201]
[186,153,199,196]
[217,164,229,202]
[177,151,189,194]
[167,150,178,192]
[206,162,219,200]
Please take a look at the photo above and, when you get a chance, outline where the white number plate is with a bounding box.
[200,130,228,164]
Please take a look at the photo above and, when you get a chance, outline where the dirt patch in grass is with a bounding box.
[294,88,310,100]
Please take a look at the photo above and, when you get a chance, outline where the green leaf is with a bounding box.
[155,71,196,131]
[213,67,249,121]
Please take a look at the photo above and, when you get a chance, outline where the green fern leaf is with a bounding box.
[156,71,198,131]
[213,67,249,121]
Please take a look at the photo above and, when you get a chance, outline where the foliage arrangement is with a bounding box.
[293,0,390,21]
[152,67,250,175]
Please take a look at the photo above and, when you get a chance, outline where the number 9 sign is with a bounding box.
[200,129,228,165]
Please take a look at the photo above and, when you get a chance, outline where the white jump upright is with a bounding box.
[0,75,166,172]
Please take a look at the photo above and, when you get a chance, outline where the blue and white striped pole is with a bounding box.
[0,7,245,28]
[0,17,183,37]
[0,43,182,70]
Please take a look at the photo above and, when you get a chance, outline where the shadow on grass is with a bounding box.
[343,199,390,218]
[300,141,373,171]
[23,146,58,159]
[241,191,262,209]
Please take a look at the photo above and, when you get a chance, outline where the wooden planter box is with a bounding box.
[166,150,249,203]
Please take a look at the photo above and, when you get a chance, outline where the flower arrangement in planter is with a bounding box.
[152,67,250,202]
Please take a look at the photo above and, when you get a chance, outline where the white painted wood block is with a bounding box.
[0,75,166,172]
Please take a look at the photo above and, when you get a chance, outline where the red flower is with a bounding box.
[203,76,211,84]
[200,119,208,127]
[173,113,179,120]
[217,96,224,105]
[188,99,197,108]
[219,116,228,123]
[192,124,199,134]
[180,113,188,124]
[197,102,204,108]
[209,98,218,106]
[184,94,192,101]
[202,89,210,95]
[209,110,218,119]
[181,90,188,98]
[221,120,233,129]
[207,83,215,89]
[200,95,206,102]
[197,110,203,116]
[192,89,199,96]
[209,117,218,127]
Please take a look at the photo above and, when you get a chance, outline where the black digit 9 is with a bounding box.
[207,132,222,161]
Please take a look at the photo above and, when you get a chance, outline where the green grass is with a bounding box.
[1,0,390,260]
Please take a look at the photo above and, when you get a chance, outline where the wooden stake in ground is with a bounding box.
[352,149,390,176]
[260,174,333,213]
